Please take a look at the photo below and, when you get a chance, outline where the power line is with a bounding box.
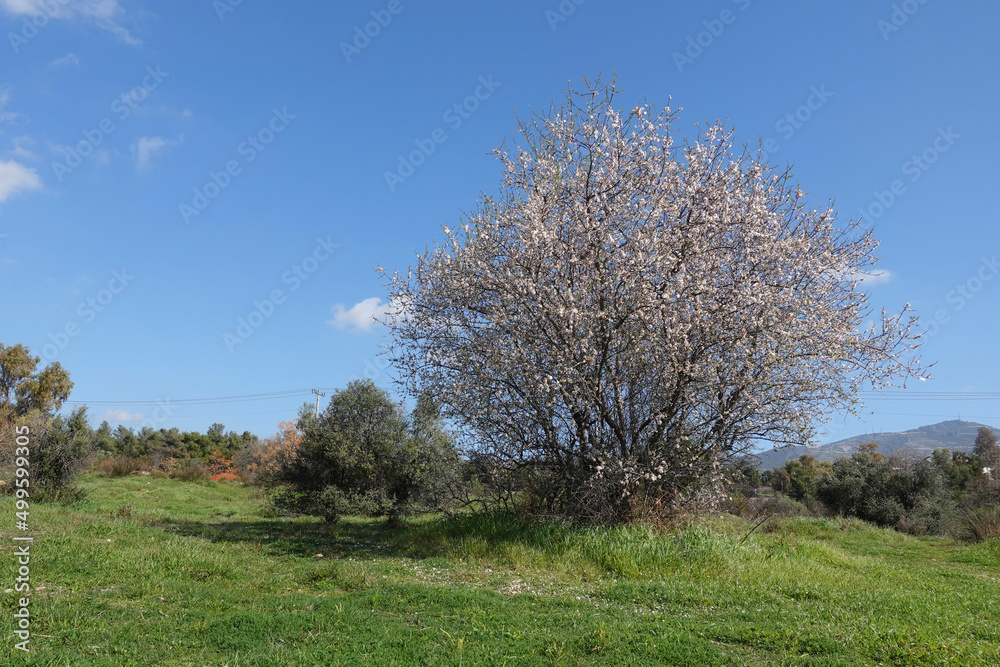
[871,412,1000,420]
[65,387,1000,407]
[860,390,1000,396]
[65,388,340,407]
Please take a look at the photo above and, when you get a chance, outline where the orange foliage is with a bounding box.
[243,420,302,484]
[206,450,235,476]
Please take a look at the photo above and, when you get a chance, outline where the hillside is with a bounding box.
[4,474,999,664]
[753,420,1000,470]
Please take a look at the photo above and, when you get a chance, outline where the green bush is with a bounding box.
[751,495,810,518]
[271,380,462,522]
[23,407,93,502]
[817,448,956,534]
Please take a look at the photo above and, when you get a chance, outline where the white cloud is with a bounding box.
[0,87,18,124]
[48,52,80,68]
[49,140,112,167]
[850,269,894,286]
[0,0,141,45]
[99,408,145,422]
[0,159,42,201]
[130,135,180,170]
[8,136,34,160]
[328,297,396,332]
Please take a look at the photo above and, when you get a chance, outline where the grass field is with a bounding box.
[1,475,998,665]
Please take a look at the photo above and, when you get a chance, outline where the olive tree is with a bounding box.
[0,343,73,426]
[381,77,926,523]
[1,343,76,481]
[272,380,460,522]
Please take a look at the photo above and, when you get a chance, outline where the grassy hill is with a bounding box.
[753,420,1000,470]
[2,475,999,665]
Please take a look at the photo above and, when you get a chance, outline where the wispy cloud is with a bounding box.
[130,135,181,170]
[48,52,80,68]
[0,159,42,201]
[98,408,145,422]
[49,140,112,167]
[0,0,141,45]
[8,136,35,161]
[328,297,398,332]
[850,269,894,286]
[0,87,19,124]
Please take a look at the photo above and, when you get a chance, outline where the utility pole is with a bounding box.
[312,389,326,419]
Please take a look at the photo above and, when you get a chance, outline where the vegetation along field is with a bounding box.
[2,474,998,666]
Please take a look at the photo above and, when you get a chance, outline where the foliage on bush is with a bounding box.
[23,407,94,502]
[959,506,1000,542]
[206,450,235,476]
[816,445,955,534]
[233,421,302,485]
[727,494,810,520]
[170,459,207,482]
[768,454,833,502]
[95,456,147,478]
[270,380,462,522]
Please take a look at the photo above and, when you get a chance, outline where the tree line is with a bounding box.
[0,342,257,499]
[729,428,1000,540]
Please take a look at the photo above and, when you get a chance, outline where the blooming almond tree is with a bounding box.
[381,77,927,523]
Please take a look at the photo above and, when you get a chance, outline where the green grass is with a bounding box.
[1,475,998,665]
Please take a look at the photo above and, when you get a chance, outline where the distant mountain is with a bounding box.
[752,420,1000,471]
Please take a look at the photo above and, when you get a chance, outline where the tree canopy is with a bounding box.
[0,342,73,425]
[382,77,926,523]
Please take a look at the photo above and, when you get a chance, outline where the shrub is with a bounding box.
[959,506,1000,542]
[817,446,956,533]
[753,495,810,518]
[96,456,146,478]
[233,421,302,485]
[18,407,93,502]
[206,450,235,476]
[170,459,206,482]
[769,455,833,502]
[271,381,462,522]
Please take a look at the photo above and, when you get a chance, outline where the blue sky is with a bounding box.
[1,0,998,446]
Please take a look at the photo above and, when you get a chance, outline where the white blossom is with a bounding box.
[378,77,927,522]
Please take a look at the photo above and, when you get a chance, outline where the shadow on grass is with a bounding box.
[154,511,572,562]
[154,515,409,559]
